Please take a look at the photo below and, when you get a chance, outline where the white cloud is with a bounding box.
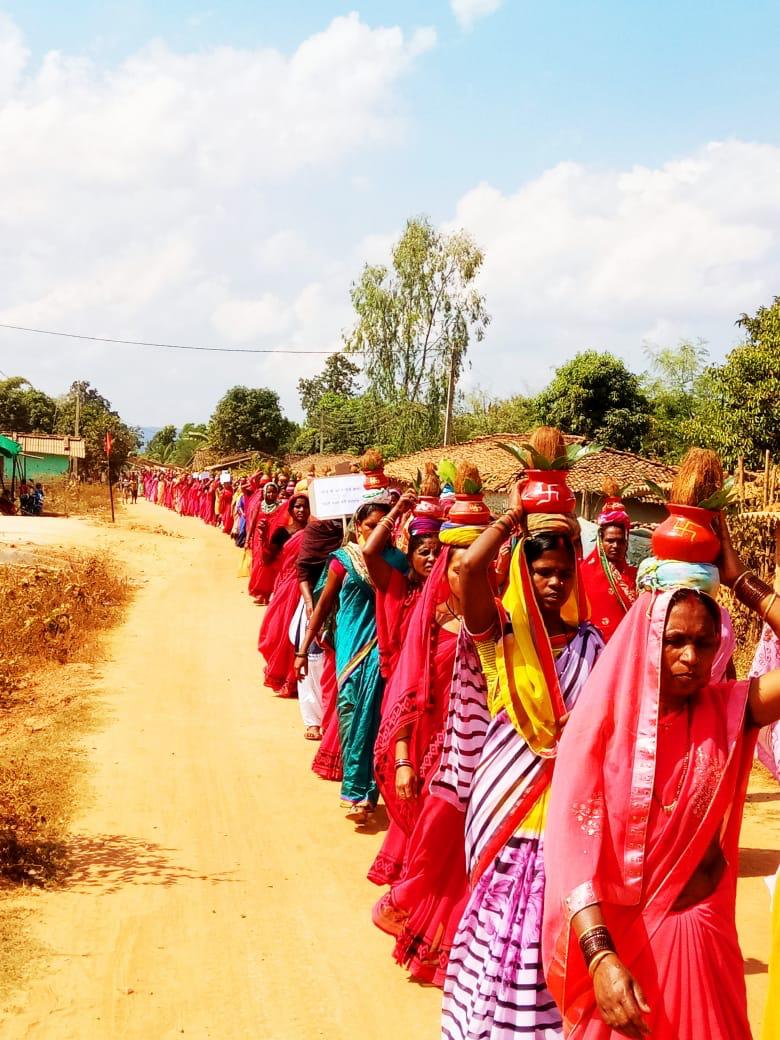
[0,13,435,423]
[449,140,780,396]
[0,8,778,434]
[451,0,504,31]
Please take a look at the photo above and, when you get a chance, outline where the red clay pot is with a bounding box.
[447,493,492,526]
[363,469,388,491]
[521,469,576,514]
[414,495,443,519]
[651,503,721,564]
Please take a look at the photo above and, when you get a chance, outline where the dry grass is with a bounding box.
[42,478,122,519]
[0,551,130,886]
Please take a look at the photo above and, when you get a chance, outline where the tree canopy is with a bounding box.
[701,299,780,467]
[298,354,361,421]
[534,351,651,451]
[208,386,295,455]
[344,217,490,451]
[0,377,57,434]
[55,381,140,478]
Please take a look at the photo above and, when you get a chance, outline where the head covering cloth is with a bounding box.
[491,514,585,755]
[542,587,743,1031]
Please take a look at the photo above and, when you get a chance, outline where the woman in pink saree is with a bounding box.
[542,517,780,1039]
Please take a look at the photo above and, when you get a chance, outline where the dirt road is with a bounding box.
[0,500,775,1038]
[0,501,439,1039]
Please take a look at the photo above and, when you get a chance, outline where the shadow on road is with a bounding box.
[63,833,241,893]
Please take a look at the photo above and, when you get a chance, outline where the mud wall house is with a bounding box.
[8,433,86,479]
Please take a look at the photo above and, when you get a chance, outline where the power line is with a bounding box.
[0,321,356,356]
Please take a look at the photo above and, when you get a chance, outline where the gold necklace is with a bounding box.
[654,751,690,815]
[654,705,691,815]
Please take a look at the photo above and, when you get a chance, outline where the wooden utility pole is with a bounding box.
[73,382,81,479]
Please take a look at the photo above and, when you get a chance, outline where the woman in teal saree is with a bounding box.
[297,501,405,824]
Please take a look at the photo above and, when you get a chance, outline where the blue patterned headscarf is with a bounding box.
[637,556,720,595]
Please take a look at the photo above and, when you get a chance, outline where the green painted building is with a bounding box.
[2,433,86,480]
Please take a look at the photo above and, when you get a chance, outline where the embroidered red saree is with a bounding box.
[580,542,637,643]
[543,589,755,1039]
[371,549,465,984]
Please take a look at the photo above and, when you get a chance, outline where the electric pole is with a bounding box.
[73,382,81,479]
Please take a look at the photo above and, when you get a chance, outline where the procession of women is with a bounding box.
[141,428,780,1040]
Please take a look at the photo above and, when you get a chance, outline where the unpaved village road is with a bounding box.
[0,499,775,1038]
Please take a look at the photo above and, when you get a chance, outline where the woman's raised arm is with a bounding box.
[363,491,415,591]
[460,485,523,635]
[717,514,780,726]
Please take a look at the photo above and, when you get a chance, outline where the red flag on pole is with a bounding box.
[104,431,114,456]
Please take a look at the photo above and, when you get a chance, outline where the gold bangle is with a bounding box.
[588,949,614,977]
[732,569,752,596]
[578,925,603,944]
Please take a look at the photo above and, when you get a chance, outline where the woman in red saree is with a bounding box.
[363,490,442,681]
[364,492,443,886]
[247,482,282,603]
[580,497,637,643]
[218,482,234,534]
[370,533,471,986]
[542,517,780,1039]
[257,491,311,699]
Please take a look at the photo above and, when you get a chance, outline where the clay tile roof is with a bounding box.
[384,433,583,493]
[385,437,676,497]
[565,447,677,497]
[285,452,360,475]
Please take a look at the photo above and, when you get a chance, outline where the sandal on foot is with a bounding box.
[304,726,321,741]
[344,802,369,824]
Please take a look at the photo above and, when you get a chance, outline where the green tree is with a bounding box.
[170,422,210,467]
[534,351,651,451]
[55,381,140,478]
[641,340,710,460]
[0,376,57,433]
[208,386,294,454]
[691,298,780,467]
[146,425,178,461]
[298,354,361,419]
[344,216,490,449]
[453,387,535,442]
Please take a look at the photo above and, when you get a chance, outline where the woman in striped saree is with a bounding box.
[437,488,603,1040]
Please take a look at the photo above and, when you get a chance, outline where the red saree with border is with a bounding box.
[543,589,754,1039]
[580,543,637,644]
[258,527,306,696]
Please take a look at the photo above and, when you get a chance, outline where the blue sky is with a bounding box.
[0,2,779,424]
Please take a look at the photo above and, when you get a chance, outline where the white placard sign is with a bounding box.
[309,474,366,520]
